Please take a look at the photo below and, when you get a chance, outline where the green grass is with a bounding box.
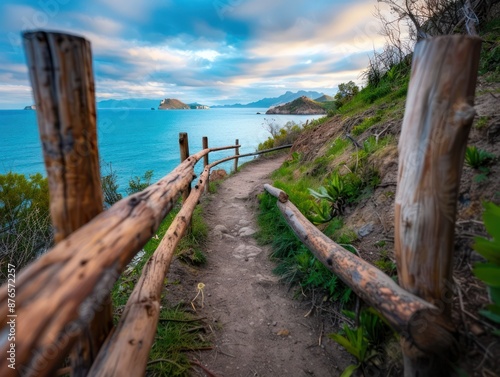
[147,307,211,376]
[475,116,490,130]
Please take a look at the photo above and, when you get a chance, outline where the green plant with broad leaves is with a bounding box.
[329,309,391,376]
[465,146,495,169]
[473,202,500,336]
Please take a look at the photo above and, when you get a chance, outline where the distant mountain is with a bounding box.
[314,94,334,102]
[212,90,325,108]
[97,98,159,109]
[266,96,326,115]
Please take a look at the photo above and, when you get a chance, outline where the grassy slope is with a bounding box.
[257,21,500,375]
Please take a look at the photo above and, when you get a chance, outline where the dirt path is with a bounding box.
[183,156,348,377]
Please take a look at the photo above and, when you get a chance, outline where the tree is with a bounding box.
[334,81,359,107]
[127,170,154,195]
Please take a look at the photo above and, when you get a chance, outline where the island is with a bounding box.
[265,96,326,115]
[24,105,36,110]
[158,98,209,110]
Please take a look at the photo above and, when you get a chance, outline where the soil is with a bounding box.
[165,156,351,377]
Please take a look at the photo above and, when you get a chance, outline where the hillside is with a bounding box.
[314,94,334,102]
[258,50,500,375]
[266,96,326,115]
[212,90,324,108]
[158,98,190,110]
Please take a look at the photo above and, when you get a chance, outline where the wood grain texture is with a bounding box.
[394,35,481,375]
[264,184,456,357]
[23,30,113,376]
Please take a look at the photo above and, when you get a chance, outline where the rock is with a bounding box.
[358,223,374,237]
[239,227,256,237]
[210,169,227,181]
[213,224,229,239]
[214,224,228,233]
[276,329,290,336]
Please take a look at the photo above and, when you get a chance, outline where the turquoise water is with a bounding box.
[0,108,321,192]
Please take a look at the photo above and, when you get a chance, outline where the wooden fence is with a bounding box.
[0,31,291,377]
[0,30,482,377]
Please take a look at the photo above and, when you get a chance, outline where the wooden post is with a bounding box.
[394,35,481,376]
[23,30,113,376]
[202,136,209,192]
[202,136,209,167]
[179,132,191,202]
[234,139,239,172]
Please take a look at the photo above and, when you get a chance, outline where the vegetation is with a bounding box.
[334,81,359,109]
[258,119,306,151]
[472,202,500,335]
[0,172,51,280]
[255,14,500,376]
[127,169,154,195]
[101,162,123,206]
[329,309,397,376]
[465,146,496,183]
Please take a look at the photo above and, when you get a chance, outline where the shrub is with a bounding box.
[258,120,303,151]
[0,172,51,280]
[127,170,154,195]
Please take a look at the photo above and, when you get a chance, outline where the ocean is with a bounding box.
[0,108,321,193]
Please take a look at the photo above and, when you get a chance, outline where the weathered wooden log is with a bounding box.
[394,35,481,375]
[90,166,211,376]
[23,30,113,376]
[264,184,457,359]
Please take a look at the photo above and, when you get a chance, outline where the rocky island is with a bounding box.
[158,98,209,110]
[265,96,326,115]
[24,105,36,110]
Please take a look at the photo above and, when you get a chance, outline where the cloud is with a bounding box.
[0,0,388,109]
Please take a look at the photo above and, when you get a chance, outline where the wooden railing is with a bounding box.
[0,31,292,377]
[0,30,482,377]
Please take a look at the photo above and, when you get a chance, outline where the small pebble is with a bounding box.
[273,321,277,326]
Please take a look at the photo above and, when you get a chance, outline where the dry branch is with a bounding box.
[264,184,457,358]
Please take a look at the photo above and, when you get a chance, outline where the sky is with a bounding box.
[0,0,388,109]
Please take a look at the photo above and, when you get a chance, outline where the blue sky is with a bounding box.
[0,0,386,109]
